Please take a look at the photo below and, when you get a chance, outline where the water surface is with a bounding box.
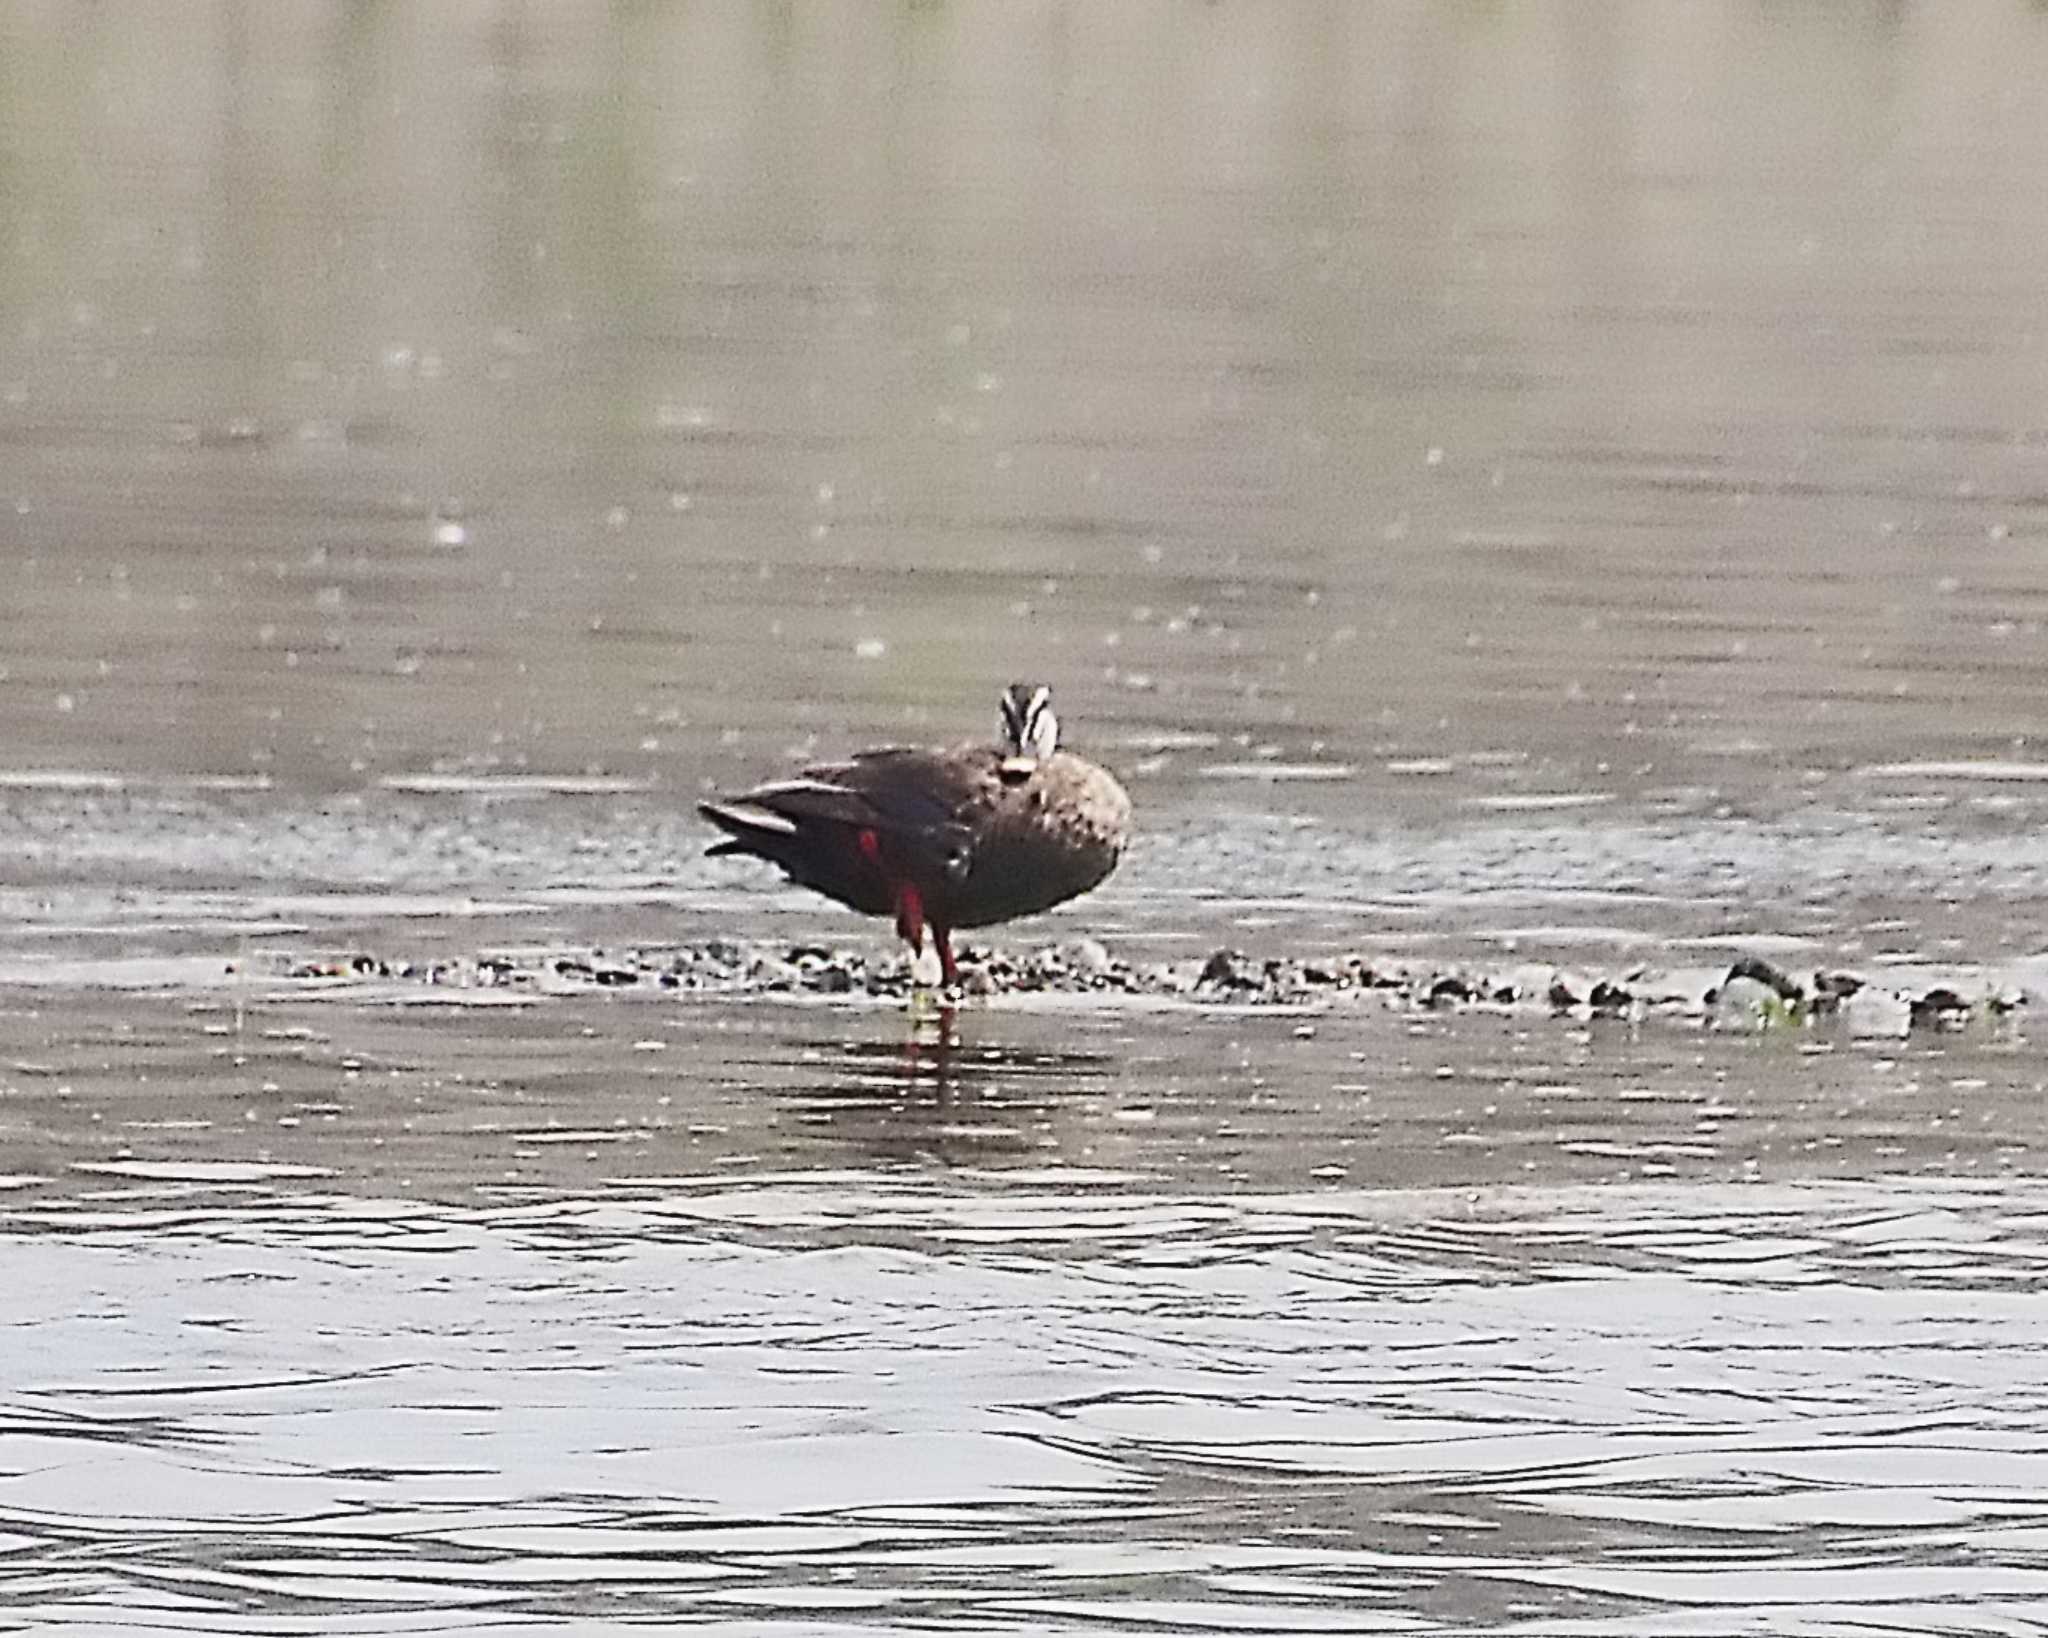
[4,3,2048,1632]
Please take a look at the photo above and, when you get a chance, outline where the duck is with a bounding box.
[698,684,1131,987]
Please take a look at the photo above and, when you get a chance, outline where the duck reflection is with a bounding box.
[776,1014,1116,1168]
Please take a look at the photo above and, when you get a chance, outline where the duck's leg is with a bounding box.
[859,827,927,972]
[859,828,946,993]
[892,880,930,965]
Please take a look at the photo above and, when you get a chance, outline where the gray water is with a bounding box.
[6,3,2048,1632]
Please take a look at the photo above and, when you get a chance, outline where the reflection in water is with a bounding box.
[787,1029,1118,1168]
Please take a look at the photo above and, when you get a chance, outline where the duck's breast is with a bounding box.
[950,752,1131,928]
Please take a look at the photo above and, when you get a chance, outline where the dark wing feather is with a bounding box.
[832,749,993,834]
[701,747,1002,883]
[811,749,992,877]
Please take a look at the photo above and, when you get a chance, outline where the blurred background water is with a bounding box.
[5,2,2048,1632]
[6,0,2048,810]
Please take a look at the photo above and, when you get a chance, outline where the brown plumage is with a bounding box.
[698,684,1131,986]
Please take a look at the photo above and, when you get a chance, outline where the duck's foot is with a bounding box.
[907,941,947,993]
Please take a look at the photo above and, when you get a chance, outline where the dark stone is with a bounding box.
[1813,970,1864,1001]
[1197,949,1255,990]
[1908,988,1971,1028]
[1722,955,1803,1002]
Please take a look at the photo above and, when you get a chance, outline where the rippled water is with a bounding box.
[7,2,2048,1632]
[5,982,2047,1632]
[18,1180,2048,1633]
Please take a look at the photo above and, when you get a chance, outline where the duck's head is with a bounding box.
[998,682,1059,765]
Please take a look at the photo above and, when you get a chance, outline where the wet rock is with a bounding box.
[1587,980,1633,1015]
[1196,949,1258,992]
[1810,971,1864,1014]
[1047,936,1114,979]
[1837,987,1911,1037]
[1721,955,1804,1003]
[1702,953,1811,1027]
[1425,975,1475,1009]
[1908,987,1972,1030]
[748,954,803,990]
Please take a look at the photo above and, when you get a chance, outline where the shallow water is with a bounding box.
[7,993,2048,1632]
[6,2,2048,1632]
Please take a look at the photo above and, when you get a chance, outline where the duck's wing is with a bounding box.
[701,747,1000,881]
